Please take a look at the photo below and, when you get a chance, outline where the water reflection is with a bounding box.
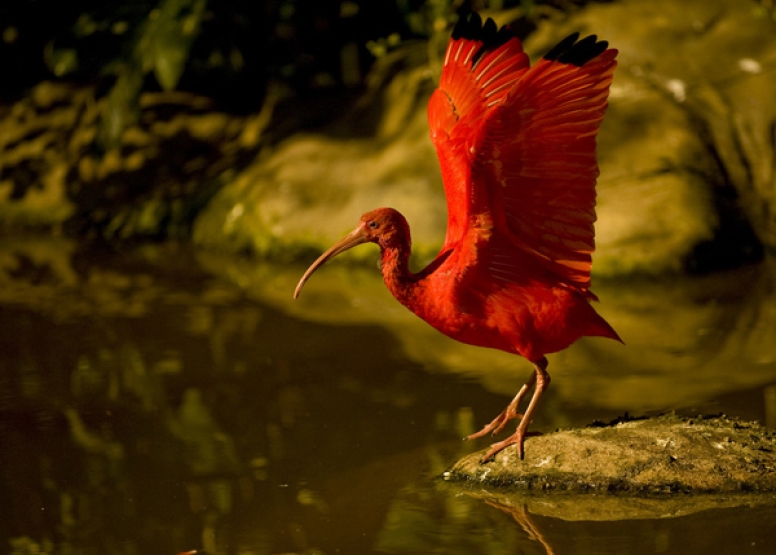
[1,237,775,554]
[230,251,776,425]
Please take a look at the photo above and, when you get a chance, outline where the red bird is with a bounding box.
[294,13,621,462]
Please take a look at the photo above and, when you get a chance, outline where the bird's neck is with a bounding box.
[379,244,417,306]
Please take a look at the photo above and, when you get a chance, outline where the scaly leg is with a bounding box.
[470,357,551,462]
[465,372,536,441]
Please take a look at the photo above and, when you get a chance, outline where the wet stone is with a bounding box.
[443,414,776,494]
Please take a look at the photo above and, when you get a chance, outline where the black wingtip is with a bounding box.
[451,11,482,41]
[451,12,519,65]
[452,12,516,48]
[543,33,609,67]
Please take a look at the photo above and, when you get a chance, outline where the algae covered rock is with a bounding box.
[444,414,776,494]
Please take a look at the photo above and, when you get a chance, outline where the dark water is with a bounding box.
[2,237,776,555]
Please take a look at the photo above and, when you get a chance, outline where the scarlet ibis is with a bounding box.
[294,13,621,462]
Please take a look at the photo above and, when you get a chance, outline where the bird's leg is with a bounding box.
[479,357,551,462]
[465,372,536,441]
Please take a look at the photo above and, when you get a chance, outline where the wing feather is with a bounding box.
[428,14,616,294]
[479,46,617,291]
[428,13,529,247]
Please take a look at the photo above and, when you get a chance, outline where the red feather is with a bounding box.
[429,18,617,293]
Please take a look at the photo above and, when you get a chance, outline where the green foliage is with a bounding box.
[141,0,207,91]
[754,0,776,21]
[397,0,455,37]
[99,0,207,148]
[99,68,144,149]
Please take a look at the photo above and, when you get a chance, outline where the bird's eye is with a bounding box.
[368,221,379,229]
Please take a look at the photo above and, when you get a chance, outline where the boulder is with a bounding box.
[443,414,776,494]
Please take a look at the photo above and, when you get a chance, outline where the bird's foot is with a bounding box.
[479,430,542,463]
[472,360,549,462]
[464,407,524,442]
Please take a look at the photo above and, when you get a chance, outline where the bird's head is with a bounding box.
[293,207,409,299]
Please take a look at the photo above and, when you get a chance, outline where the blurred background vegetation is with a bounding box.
[1,0,627,242]
[0,0,619,148]
[1,0,774,245]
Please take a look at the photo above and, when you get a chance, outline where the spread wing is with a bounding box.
[481,36,617,291]
[428,13,529,248]
[428,14,617,293]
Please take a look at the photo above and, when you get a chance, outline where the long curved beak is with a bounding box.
[293,225,370,299]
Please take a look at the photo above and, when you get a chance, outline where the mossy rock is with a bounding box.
[444,414,776,494]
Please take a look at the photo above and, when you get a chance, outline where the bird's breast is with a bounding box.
[403,265,506,349]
